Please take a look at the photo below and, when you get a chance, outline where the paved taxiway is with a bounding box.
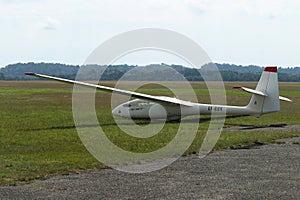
[1,137,300,199]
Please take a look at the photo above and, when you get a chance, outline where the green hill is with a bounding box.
[0,62,299,81]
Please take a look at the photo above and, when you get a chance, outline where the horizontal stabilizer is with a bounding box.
[279,96,292,102]
[233,86,268,96]
[234,86,292,102]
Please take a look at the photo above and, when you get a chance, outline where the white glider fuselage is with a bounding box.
[25,66,291,121]
[112,100,256,121]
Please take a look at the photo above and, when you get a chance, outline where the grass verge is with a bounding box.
[0,81,299,185]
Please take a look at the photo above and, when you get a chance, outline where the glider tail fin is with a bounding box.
[246,66,280,116]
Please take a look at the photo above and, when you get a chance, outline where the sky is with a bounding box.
[0,0,300,68]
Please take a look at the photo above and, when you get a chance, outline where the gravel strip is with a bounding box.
[1,140,300,199]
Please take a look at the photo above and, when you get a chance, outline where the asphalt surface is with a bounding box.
[1,137,300,200]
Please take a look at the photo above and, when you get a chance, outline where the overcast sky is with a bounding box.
[0,0,299,67]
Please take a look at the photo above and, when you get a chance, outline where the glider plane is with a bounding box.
[25,66,291,121]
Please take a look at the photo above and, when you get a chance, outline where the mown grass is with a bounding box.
[0,81,299,185]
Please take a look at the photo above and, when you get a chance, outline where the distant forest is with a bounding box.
[0,62,300,82]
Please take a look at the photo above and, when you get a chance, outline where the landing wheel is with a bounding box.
[166,117,181,123]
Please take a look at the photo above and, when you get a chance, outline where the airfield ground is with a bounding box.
[1,137,300,199]
[0,81,299,190]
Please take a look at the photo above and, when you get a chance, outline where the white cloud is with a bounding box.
[0,0,299,67]
[35,17,61,30]
[185,0,282,15]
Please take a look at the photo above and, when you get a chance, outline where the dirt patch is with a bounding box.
[276,136,300,144]
[224,124,300,132]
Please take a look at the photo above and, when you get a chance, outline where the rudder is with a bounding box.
[247,67,280,116]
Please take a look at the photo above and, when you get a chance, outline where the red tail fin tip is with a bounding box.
[264,66,277,73]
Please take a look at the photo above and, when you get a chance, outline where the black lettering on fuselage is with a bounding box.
[208,106,223,111]
[214,107,223,111]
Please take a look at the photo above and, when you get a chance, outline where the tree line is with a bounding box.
[0,62,299,82]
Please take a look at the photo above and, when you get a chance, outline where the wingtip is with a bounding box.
[232,86,242,89]
[24,72,35,76]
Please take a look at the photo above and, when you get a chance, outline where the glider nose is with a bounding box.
[112,107,122,116]
[112,107,118,116]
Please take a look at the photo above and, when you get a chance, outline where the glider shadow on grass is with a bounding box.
[24,115,249,132]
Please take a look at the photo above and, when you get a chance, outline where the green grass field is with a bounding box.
[0,81,299,185]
